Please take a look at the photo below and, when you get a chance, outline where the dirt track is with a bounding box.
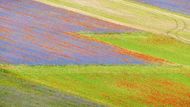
[167,18,190,44]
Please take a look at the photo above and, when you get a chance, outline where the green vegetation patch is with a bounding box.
[0,67,105,107]
[2,65,190,107]
[83,32,190,65]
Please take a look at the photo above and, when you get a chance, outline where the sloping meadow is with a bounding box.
[2,65,190,107]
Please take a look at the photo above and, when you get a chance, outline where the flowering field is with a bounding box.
[0,0,164,65]
[136,0,190,15]
[1,65,190,107]
[0,0,190,107]
[39,0,190,43]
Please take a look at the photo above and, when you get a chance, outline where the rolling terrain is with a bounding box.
[1,65,190,107]
[0,67,105,107]
[0,0,165,65]
[0,0,190,107]
[85,32,190,65]
[38,0,190,44]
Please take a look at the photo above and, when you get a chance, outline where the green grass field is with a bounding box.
[1,65,190,107]
[0,67,105,107]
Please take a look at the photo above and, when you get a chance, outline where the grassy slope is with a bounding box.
[0,67,104,107]
[1,65,190,107]
[38,0,190,43]
[83,32,190,65]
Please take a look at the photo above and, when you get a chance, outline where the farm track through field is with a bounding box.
[167,18,190,44]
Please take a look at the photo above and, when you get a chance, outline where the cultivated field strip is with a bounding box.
[136,0,190,16]
[0,0,165,65]
[0,68,106,107]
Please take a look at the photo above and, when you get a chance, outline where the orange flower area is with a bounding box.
[116,49,167,64]
[66,32,169,64]
[145,36,177,45]
[146,90,190,107]
[0,65,15,70]
[186,73,190,78]
[115,78,190,106]
[0,26,14,43]
[0,26,10,33]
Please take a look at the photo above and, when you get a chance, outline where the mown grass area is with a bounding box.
[1,65,190,107]
[0,67,104,107]
[38,0,190,42]
[83,32,190,65]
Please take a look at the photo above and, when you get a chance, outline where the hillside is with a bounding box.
[38,0,190,44]
[1,65,190,106]
[0,0,190,107]
[0,0,165,65]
